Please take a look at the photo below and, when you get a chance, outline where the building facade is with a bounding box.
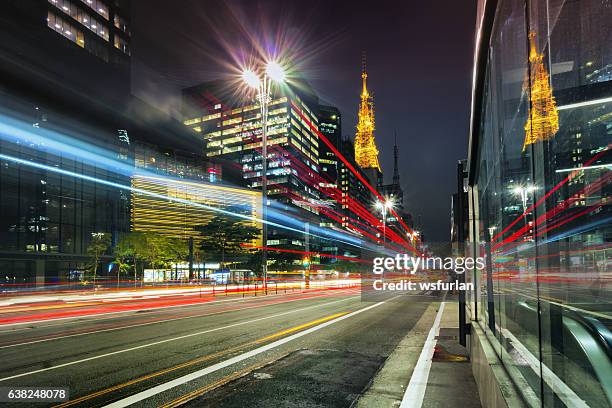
[0,0,220,284]
[464,0,611,407]
[0,0,132,284]
[182,82,324,273]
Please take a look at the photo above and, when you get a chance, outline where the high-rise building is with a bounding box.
[0,1,211,283]
[182,82,321,213]
[0,0,132,283]
[317,105,372,260]
[1,0,131,107]
[318,105,342,231]
[182,81,322,271]
[338,137,378,238]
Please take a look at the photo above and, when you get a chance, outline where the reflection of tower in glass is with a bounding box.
[523,31,559,152]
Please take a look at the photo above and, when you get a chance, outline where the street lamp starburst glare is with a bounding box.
[242,69,261,89]
[265,61,286,82]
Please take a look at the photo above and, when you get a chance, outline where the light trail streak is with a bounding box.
[240,243,371,263]
[246,132,404,250]
[0,113,388,253]
[491,144,610,243]
[492,172,611,251]
[289,102,418,250]
[0,152,373,253]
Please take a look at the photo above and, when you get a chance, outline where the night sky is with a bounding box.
[131,0,476,242]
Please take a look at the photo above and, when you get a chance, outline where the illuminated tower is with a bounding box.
[523,31,559,152]
[354,55,381,172]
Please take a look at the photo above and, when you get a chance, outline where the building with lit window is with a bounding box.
[1,0,131,109]
[46,0,131,61]
[463,1,611,407]
[317,105,342,231]
[182,82,323,260]
[0,1,214,284]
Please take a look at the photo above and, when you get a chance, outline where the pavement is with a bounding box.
[422,300,480,408]
[356,297,481,408]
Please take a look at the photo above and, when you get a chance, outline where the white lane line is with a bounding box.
[400,302,445,408]
[0,288,343,329]
[103,300,386,408]
[0,294,357,350]
[0,296,358,382]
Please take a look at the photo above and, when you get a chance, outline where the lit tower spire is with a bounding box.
[523,31,559,151]
[392,131,400,185]
[354,53,381,171]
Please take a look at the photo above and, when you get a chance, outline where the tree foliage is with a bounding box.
[244,250,264,277]
[114,232,190,280]
[196,216,260,265]
[87,232,111,283]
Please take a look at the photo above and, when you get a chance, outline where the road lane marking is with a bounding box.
[0,296,358,383]
[0,292,354,349]
[102,301,386,408]
[400,301,445,408]
[52,312,347,407]
[160,359,275,408]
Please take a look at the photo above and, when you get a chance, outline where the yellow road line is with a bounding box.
[159,360,272,408]
[53,311,347,407]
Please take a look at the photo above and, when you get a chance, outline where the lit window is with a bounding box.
[47,11,84,48]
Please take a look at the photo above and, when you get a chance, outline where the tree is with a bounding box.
[196,216,260,267]
[244,250,264,278]
[87,232,111,285]
[115,233,191,283]
[151,236,189,279]
[271,250,301,272]
[114,232,148,283]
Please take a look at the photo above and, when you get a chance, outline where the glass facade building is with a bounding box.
[466,0,611,407]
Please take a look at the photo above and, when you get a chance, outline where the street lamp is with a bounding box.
[242,60,286,292]
[407,230,420,244]
[512,185,535,221]
[375,199,394,246]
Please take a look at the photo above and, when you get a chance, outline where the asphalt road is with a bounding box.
[0,288,433,407]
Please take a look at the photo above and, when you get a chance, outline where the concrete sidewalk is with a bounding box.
[356,297,481,408]
[422,301,480,408]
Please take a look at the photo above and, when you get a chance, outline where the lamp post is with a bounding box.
[375,199,394,246]
[242,61,286,292]
[407,230,420,246]
[512,185,535,223]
